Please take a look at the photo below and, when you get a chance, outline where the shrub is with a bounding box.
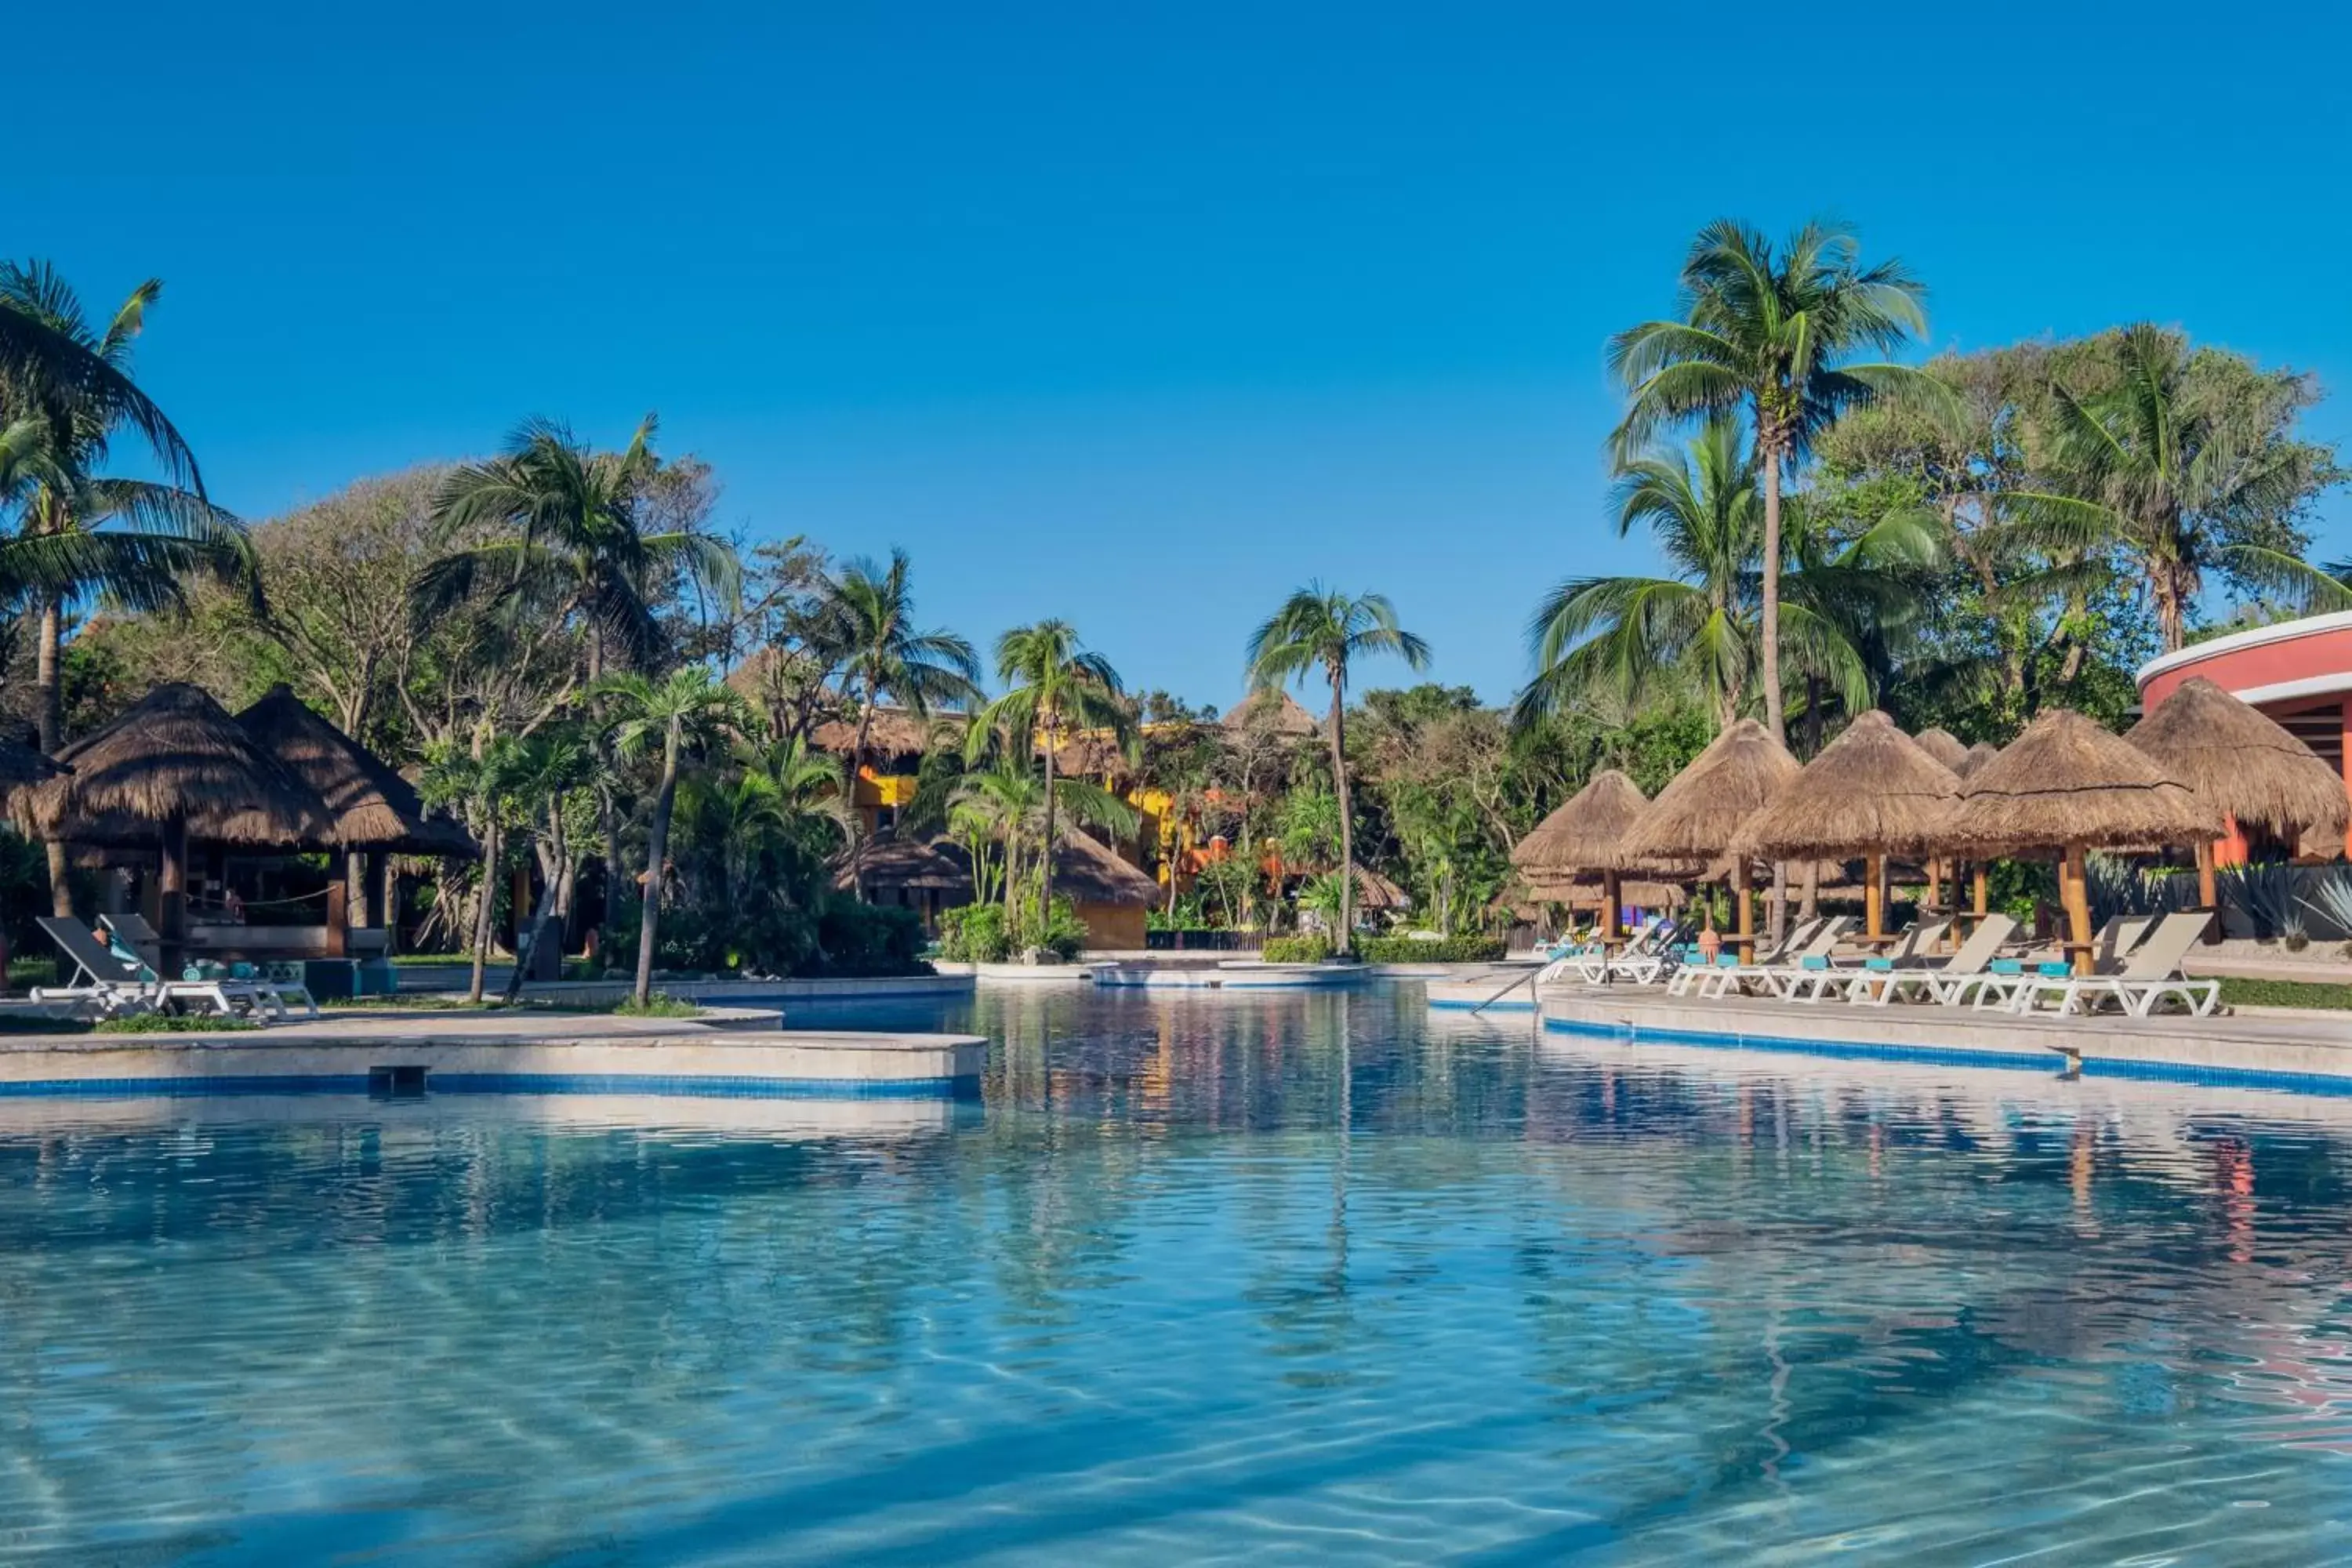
[811,896,931,977]
[937,903,1011,963]
[1355,935,1505,964]
[612,993,701,1019]
[1022,897,1090,962]
[96,1012,260,1034]
[1260,935,1332,964]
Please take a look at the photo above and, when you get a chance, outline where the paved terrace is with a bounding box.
[0,1007,987,1098]
[1428,978,2352,1091]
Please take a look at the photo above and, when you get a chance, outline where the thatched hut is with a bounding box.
[1733,712,1960,941]
[0,739,63,790]
[2126,674,2350,908]
[845,830,1160,950]
[1221,689,1321,739]
[1914,728,1969,772]
[1513,771,1673,943]
[1941,708,2222,974]
[1626,718,1798,959]
[15,684,335,974]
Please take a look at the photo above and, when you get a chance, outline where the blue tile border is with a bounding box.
[0,1073,977,1102]
[1541,1012,2352,1098]
[1428,998,1537,1012]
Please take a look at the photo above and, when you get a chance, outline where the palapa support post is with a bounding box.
[2195,840,2221,944]
[2061,841,2094,976]
[158,813,189,980]
[1973,864,1989,925]
[1732,858,1753,964]
[1864,852,1885,942]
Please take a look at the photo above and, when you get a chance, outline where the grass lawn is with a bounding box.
[2218,976,2352,1011]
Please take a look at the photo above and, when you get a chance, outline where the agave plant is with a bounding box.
[2217,863,2303,943]
[2299,868,2352,942]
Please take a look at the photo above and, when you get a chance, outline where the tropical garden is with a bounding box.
[2,215,2345,971]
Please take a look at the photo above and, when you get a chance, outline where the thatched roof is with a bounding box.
[1958,741,2000,778]
[1517,870,1686,910]
[2126,676,2350,841]
[234,686,477,856]
[0,737,64,789]
[1625,718,1798,860]
[1221,689,1321,739]
[14,683,336,848]
[1733,711,1962,859]
[1354,866,1410,910]
[1512,771,1666,875]
[1940,707,2223,853]
[1913,727,1969,771]
[841,830,1160,907]
[809,706,961,760]
[837,834,974,893]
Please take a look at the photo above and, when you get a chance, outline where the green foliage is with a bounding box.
[936,903,1010,963]
[810,896,931,976]
[611,992,702,1019]
[96,1012,261,1033]
[2218,977,2352,1012]
[1355,935,1505,963]
[1259,935,1333,964]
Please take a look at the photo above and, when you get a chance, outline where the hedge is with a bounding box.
[1356,935,1506,964]
[1259,935,1332,964]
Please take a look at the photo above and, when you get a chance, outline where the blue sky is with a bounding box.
[17,0,2352,707]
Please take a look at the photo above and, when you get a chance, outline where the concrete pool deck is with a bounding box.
[0,1008,987,1098]
[1426,977,2352,1090]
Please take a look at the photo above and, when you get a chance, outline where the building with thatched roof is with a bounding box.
[1733,712,1962,939]
[237,687,476,858]
[1221,689,1321,739]
[842,829,1161,950]
[14,684,337,973]
[1943,708,2222,973]
[1913,727,1969,771]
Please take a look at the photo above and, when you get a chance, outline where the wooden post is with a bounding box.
[1864,852,1885,941]
[325,881,348,956]
[158,815,189,979]
[2195,839,2221,944]
[2062,842,2093,976]
[1925,857,1942,919]
[1733,858,1753,963]
[345,849,369,930]
[1601,869,1621,949]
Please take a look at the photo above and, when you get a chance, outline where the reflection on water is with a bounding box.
[6,985,2352,1562]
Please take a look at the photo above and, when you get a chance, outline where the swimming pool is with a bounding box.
[6,983,2352,1563]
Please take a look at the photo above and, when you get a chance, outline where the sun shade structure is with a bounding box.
[1959,741,1999,778]
[235,686,477,857]
[1513,770,1672,946]
[16,683,336,975]
[1625,718,1798,960]
[0,737,64,788]
[1941,707,2223,974]
[1913,727,1969,772]
[1733,712,1962,942]
[2125,675,2350,908]
[1220,689,1321,739]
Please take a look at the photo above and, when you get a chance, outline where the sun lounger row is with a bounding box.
[28,916,318,1022]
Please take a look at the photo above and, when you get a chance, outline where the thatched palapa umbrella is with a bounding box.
[1624,718,1798,961]
[0,737,65,789]
[2126,675,2350,913]
[1733,712,1961,943]
[15,684,334,975]
[1513,770,1674,947]
[1910,728,1970,918]
[1941,707,2221,975]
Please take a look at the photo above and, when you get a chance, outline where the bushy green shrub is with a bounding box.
[811,896,930,976]
[1024,897,1091,961]
[96,1012,261,1033]
[1355,935,1506,963]
[612,993,702,1019]
[1260,935,1332,964]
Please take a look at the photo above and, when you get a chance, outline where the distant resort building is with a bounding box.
[2137,610,2352,856]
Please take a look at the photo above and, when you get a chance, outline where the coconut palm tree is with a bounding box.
[597,667,754,1004]
[499,724,601,1002]
[1609,220,1951,742]
[811,549,981,894]
[1244,586,1430,952]
[0,262,249,914]
[965,620,1135,916]
[2000,324,2352,652]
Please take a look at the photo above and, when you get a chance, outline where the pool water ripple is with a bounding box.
[8,986,2352,1560]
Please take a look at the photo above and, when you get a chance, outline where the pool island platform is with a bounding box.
[1427,978,2352,1091]
[0,1007,987,1099]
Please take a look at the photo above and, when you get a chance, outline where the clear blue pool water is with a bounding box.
[9,985,2352,1563]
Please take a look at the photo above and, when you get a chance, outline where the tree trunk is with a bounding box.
[467,820,498,1004]
[1802,673,1824,759]
[37,596,72,918]
[1328,670,1354,954]
[503,802,566,1004]
[158,815,190,981]
[634,722,682,1005]
[1759,451,1788,744]
[1038,712,1058,930]
[847,687,876,900]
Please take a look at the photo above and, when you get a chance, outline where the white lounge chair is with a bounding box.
[1968,912,2153,1011]
[2013,910,2220,1018]
[1691,917,1851,1000]
[1875,913,2024,1005]
[1817,917,1955,1004]
[100,912,319,1020]
[30,916,160,1018]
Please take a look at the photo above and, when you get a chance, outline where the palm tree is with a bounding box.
[597,667,754,1004]
[1245,587,1430,952]
[950,749,1138,924]
[1517,422,1940,740]
[426,415,740,679]
[965,621,1135,916]
[1609,220,1951,742]
[0,261,249,914]
[420,735,529,1004]
[811,549,981,895]
[2002,324,2351,652]
[499,724,600,1002]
